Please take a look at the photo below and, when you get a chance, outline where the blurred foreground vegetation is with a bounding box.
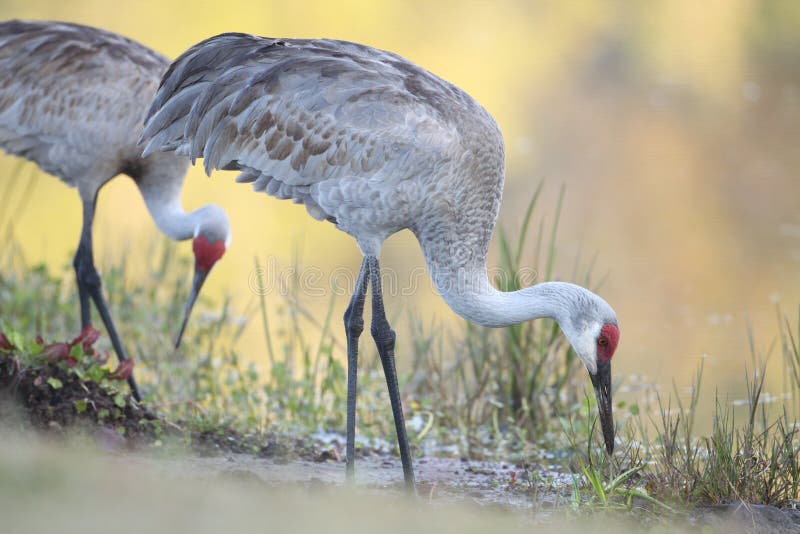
[2,432,768,534]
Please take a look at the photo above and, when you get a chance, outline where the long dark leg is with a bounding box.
[74,251,91,330]
[344,258,370,482]
[74,194,141,401]
[367,256,415,491]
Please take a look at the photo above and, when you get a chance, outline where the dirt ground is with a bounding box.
[72,447,800,533]
[142,452,565,511]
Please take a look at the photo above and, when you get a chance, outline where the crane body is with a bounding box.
[141,33,619,490]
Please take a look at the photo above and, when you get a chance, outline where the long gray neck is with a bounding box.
[136,166,201,241]
[137,182,198,241]
[416,216,592,328]
[424,252,585,328]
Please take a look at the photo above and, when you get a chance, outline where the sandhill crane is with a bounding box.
[140,33,620,490]
[0,21,231,400]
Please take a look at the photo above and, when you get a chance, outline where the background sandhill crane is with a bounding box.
[0,21,231,400]
[141,33,620,490]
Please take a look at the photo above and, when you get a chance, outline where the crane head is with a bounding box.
[589,322,618,455]
[559,297,619,455]
[174,234,228,348]
[174,205,230,348]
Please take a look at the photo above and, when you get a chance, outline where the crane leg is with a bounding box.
[367,256,416,492]
[344,257,369,482]
[74,254,91,330]
[74,195,141,402]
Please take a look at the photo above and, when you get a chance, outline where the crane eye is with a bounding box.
[598,337,608,347]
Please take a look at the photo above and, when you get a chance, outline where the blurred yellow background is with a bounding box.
[1,0,799,406]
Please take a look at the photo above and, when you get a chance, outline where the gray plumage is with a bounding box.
[0,21,231,399]
[141,34,503,264]
[141,32,619,486]
[140,30,619,336]
[0,20,179,189]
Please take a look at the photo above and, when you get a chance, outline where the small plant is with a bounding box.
[0,324,157,438]
[0,325,134,392]
[576,454,674,512]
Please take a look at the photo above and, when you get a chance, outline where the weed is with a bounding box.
[641,351,800,507]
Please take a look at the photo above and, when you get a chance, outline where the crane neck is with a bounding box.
[137,178,198,241]
[417,227,589,328]
[134,165,229,243]
[428,262,582,328]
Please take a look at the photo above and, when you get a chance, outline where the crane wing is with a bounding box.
[141,33,464,191]
[0,20,168,181]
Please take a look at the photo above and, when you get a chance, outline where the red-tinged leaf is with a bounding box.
[65,357,78,368]
[35,335,44,345]
[93,350,110,365]
[108,359,135,381]
[71,325,101,352]
[42,342,70,362]
[0,333,14,351]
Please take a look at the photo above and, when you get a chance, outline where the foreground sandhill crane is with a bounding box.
[141,33,620,490]
[0,21,231,400]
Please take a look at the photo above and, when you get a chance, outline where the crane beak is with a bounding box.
[174,267,210,349]
[589,359,615,454]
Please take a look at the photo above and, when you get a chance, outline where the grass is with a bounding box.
[563,333,800,511]
[2,183,800,516]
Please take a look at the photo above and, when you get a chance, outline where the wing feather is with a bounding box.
[141,33,464,196]
[0,20,169,181]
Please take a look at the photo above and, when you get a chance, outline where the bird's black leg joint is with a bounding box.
[343,291,366,341]
[367,256,416,492]
[74,254,102,291]
[344,258,370,482]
